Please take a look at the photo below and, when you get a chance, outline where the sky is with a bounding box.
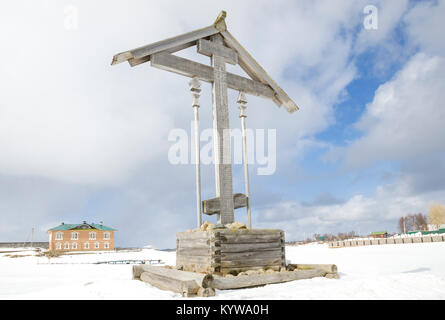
[0,0,444,248]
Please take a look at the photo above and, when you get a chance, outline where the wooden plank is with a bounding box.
[140,272,199,297]
[220,30,299,113]
[177,240,211,249]
[203,193,247,215]
[220,258,283,268]
[210,33,234,225]
[111,25,219,65]
[218,229,282,235]
[221,250,283,260]
[220,233,282,244]
[150,52,275,100]
[177,247,216,256]
[212,269,326,290]
[197,39,237,65]
[220,242,282,253]
[177,231,212,240]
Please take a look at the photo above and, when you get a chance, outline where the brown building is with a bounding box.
[370,231,388,239]
[47,221,116,252]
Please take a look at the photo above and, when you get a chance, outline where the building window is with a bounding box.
[104,232,110,239]
[84,242,89,249]
[56,243,62,250]
[55,232,63,240]
[89,232,96,240]
[104,242,109,249]
[95,242,99,249]
[64,243,70,250]
[71,232,79,240]
[72,243,78,249]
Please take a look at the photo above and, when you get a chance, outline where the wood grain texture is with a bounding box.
[212,269,326,290]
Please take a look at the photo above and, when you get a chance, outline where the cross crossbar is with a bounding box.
[150,52,275,100]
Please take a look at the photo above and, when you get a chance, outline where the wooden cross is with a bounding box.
[111,11,299,226]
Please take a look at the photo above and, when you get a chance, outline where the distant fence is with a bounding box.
[0,242,49,249]
[329,235,445,248]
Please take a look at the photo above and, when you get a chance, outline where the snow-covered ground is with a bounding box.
[1,243,445,299]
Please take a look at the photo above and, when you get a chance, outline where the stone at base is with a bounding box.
[325,273,340,279]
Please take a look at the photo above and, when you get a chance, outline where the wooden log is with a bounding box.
[132,265,145,280]
[212,269,326,290]
[289,264,338,274]
[136,265,214,288]
[220,265,281,275]
[140,272,200,297]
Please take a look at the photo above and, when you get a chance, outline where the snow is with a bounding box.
[1,243,445,300]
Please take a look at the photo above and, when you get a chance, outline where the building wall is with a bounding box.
[48,229,115,252]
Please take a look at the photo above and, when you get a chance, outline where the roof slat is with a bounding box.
[111,25,219,66]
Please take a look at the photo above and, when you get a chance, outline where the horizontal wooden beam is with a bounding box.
[202,193,247,215]
[220,30,299,113]
[150,52,275,100]
[111,25,219,66]
[197,39,237,65]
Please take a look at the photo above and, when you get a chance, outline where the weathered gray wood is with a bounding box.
[220,30,299,113]
[210,33,234,225]
[177,240,212,249]
[220,265,281,275]
[197,287,216,297]
[140,272,199,297]
[198,39,238,65]
[220,233,282,243]
[203,193,247,215]
[212,269,326,290]
[150,52,275,100]
[177,247,216,256]
[221,258,283,268]
[177,231,214,240]
[221,249,283,260]
[289,264,338,274]
[220,242,282,253]
[111,25,219,65]
[137,265,214,288]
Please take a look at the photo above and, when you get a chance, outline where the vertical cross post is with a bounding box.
[198,34,237,224]
[238,92,251,229]
[189,77,202,228]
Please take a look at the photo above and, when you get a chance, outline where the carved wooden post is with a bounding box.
[190,77,202,228]
[238,92,251,229]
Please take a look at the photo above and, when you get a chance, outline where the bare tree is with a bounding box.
[428,204,445,230]
[414,213,428,231]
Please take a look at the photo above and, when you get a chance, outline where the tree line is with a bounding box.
[398,203,445,233]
